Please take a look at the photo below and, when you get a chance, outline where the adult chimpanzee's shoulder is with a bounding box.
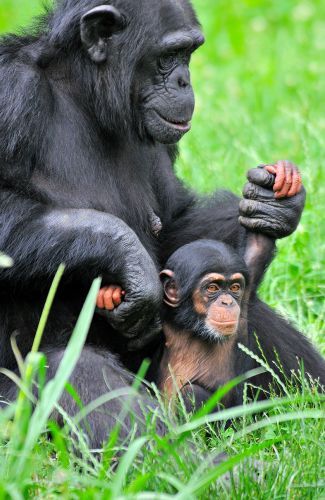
[0,39,51,159]
[0,33,36,59]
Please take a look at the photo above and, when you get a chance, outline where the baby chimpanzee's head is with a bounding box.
[160,240,249,341]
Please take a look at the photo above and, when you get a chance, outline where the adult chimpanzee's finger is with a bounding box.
[127,314,162,351]
[238,215,272,233]
[239,198,284,219]
[239,199,267,218]
[106,301,153,335]
[247,168,275,189]
[243,182,275,201]
[287,170,302,197]
[275,161,293,198]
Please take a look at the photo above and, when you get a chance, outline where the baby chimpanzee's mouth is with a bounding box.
[208,319,238,336]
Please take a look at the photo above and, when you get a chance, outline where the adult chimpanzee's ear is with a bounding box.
[160,270,180,308]
[80,5,126,64]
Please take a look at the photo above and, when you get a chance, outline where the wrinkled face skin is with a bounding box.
[192,273,245,340]
[139,29,204,144]
[79,1,204,143]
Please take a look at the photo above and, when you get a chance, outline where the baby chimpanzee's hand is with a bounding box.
[264,160,302,198]
[96,285,125,311]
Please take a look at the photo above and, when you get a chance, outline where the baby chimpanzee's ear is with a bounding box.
[160,270,180,308]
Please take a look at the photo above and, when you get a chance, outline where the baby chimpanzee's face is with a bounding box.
[191,272,245,339]
[160,240,249,342]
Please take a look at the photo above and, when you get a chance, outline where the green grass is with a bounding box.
[0,0,324,498]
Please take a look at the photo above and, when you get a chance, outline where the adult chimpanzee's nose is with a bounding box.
[178,77,188,88]
[220,294,233,306]
[174,66,191,89]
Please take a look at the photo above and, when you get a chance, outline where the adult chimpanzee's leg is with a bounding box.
[1,346,164,449]
[47,347,165,448]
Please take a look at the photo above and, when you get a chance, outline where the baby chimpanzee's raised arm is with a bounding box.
[240,161,302,294]
[156,234,324,412]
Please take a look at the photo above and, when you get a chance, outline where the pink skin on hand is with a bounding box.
[264,160,302,199]
[97,285,125,311]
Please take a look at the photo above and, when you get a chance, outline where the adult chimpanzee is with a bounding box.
[0,0,314,447]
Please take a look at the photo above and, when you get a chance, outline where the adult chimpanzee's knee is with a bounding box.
[45,346,164,449]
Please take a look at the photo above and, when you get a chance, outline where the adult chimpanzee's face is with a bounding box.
[79,1,204,144]
[139,28,204,144]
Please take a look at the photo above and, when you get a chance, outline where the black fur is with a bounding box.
[0,0,322,448]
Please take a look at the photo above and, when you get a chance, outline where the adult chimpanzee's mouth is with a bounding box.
[155,111,191,132]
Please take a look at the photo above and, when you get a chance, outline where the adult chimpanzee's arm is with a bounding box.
[0,190,161,339]
[159,189,246,263]
[160,163,305,268]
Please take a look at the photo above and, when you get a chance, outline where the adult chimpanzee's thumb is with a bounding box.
[247,166,275,189]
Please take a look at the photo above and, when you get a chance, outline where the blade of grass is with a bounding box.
[175,393,324,435]
[110,436,148,497]
[176,436,287,498]
[13,277,101,477]
[32,264,65,354]
[99,360,151,478]
[192,367,265,421]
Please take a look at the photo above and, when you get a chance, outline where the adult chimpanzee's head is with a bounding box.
[48,0,204,143]
[160,240,250,342]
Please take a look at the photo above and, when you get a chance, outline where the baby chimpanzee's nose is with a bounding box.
[220,294,233,306]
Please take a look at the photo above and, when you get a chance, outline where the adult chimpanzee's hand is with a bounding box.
[45,209,163,348]
[96,285,162,351]
[238,161,306,239]
[93,215,162,347]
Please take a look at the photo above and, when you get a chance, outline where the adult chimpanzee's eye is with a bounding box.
[207,283,220,293]
[230,283,241,293]
[159,54,176,72]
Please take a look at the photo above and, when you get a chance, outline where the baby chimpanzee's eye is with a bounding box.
[230,283,241,293]
[207,283,220,293]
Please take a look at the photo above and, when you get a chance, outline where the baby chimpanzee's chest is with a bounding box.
[158,329,237,399]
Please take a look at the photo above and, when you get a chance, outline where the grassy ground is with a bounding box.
[0,0,324,498]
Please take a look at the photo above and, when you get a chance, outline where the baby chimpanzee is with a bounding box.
[97,230,275,410]
[156,233,271,410]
